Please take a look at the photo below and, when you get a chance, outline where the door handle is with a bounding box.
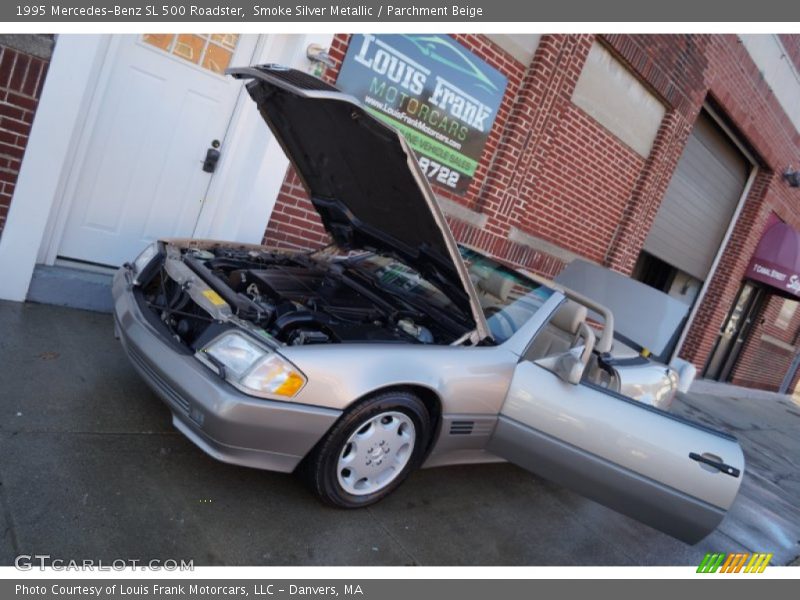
[689,452,740,478]
[202,147,221,173]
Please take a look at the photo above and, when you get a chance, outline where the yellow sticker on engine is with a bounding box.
[202,289,227,307]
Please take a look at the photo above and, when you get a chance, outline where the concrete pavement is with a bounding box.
[1,300,798,565]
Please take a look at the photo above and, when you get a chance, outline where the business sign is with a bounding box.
[746,259,800,297]
[745,220,800,298]
[336,34,508,195]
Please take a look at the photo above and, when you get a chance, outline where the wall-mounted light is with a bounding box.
[306,44,335,68]
[784,167,800,188]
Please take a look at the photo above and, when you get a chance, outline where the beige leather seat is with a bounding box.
[476,271,513,308]
[526,299,588,361]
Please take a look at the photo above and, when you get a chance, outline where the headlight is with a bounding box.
[240,354,306,397]
[205,333,264,379]
[132,242,160,285]
[197,331,306,398]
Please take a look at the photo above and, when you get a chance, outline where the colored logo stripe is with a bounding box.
[697,553,726,573]
[720,553,748,572]
[745,553,773,573]
[697,552,772,573]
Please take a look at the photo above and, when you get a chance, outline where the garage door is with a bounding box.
[644,112,750,281]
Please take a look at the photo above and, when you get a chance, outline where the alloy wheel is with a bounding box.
[336,411,416,495]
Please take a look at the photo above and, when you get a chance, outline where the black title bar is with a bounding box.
[2,0,799,22]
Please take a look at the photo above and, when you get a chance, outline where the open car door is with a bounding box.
[487,359,744,543]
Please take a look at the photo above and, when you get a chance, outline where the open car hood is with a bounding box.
[228,65,490,341]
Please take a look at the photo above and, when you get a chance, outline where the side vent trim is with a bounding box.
[450,420,475,435]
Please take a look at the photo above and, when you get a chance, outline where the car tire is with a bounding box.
[302,390,431,508]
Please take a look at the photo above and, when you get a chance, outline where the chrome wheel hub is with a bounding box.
[336,411,416,496]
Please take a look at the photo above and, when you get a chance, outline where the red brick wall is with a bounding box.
[611,37,799,377]
[729,292,800,391]
[435,35,596,277]
[477,33,800,389]
[0,43,50,237]
[263,33,800,390]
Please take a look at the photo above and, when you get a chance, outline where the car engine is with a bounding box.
[139,244,461,350]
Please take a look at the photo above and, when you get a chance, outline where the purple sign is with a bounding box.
[746,220,800,297]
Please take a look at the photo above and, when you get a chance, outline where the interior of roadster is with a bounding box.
[466,257,619,389]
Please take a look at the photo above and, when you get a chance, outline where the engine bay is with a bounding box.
[140,245,468,349]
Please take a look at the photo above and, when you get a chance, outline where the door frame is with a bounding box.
[35,32,335,268]
[34,34,111,267]
[703,281,766,381]
[189,33,333,244]
[0,35,111,301]
[37,33,260,266]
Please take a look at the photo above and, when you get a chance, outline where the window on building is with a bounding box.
[571,42,666,157]
[141,34,239,75]
[775,298,798,330]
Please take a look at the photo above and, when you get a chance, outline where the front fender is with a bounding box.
[280,343,518,415]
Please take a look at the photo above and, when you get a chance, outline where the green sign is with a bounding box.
[337,34,509,195]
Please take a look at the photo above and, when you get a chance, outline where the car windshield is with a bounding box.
[459,247,555,343]
[346,246,554,344]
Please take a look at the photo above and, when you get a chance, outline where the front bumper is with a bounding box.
[112,267,341,473]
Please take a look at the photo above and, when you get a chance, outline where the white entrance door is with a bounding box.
[57,34,258,267]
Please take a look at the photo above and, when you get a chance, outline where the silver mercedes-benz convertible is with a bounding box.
[112,65,744,544]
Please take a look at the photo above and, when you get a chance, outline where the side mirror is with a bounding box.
[553,323,596,385]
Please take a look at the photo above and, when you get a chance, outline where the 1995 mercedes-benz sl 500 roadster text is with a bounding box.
[113,65,744,544]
